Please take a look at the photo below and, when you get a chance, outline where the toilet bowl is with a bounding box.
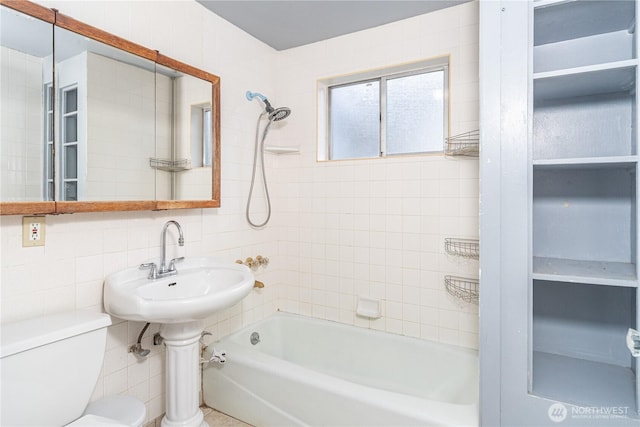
[84,395,146,427]
[67,414,130,427]
[0,311,146,427]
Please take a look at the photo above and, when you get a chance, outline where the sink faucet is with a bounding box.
[141,220,185,279]
[160,220,184,276]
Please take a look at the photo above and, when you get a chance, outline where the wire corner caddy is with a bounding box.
[443,236,479,304]
[149,158,191,172]
[444,238,479,259]
[444,129,479,157]
[444,275,479,304]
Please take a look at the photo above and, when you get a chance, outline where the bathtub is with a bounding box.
[202,312,478,426]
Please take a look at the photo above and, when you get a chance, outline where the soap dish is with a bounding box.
[356,296,382,319]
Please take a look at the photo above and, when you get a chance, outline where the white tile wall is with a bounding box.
[270,1,480,347]
[0,46,45,201]
[1,0,479,424]
[86,52,158,200]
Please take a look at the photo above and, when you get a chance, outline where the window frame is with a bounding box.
[318,56,450,161]
[44,83,54,201]
[60,84,79,201]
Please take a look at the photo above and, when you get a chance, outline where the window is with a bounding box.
[61,86,78,201]
[318,57,448,161]
[43,83,54,200]
[190,103,213,167]
[202,107,212,167]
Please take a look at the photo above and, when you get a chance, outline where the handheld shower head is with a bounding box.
[246,90,291,121]
[269,107,291,121]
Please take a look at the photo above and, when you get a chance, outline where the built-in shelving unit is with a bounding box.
[530,0,639,418]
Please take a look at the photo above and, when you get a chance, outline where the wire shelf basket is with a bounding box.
[444,275,479,304]
[149,158,191,172]
[444,129,479,157]
[445,238,479,259]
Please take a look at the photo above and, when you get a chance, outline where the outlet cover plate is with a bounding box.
[22,216,45,247]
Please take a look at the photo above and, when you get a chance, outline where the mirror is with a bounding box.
[154,61,214,201]
[0,3,55,213]
[54,25,157,202]
[0,0,220,214]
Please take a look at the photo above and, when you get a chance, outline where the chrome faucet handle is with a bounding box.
[140,262,158,279]
[168,257,184,271]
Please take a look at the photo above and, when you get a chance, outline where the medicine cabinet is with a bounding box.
[0,0,221,215]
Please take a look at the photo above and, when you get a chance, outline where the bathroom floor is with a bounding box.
[145,407,251,427]
[202,406,253,427]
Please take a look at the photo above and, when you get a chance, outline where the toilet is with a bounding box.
[0,311,146,427]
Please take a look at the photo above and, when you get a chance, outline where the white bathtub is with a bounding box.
[203,312,478,426]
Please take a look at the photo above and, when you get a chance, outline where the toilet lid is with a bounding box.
[67,414,129,427]
[84,395,146,427]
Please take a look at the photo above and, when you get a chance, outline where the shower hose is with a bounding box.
[246,112,273,228]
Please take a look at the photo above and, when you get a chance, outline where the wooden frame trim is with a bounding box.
[1,0,222,215]
[55,12,157,62]
[0,0,54,23]
[0,202,56,215]
[156,53,219,84]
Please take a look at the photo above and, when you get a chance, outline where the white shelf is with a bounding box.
[534,61,636,102]
[533,1,635,46]
[532,257,637,287]
[264,145,300,154]
[534,30,633,73]
[533,156,638,169]
[533,351,636,410]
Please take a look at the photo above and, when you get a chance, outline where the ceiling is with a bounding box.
[196,1,471,51]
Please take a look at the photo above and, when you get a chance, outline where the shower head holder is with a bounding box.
[246,91,267,102]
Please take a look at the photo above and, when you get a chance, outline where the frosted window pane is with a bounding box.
[47,86,53,110]
[65,145,77,179]
[64,88,77,113]
[64,182,77,201]
[64,115,77,142]
[47,145,53,180]
[330,81,380,160]
[47,112,53,141]
[203,109,212,167]
[386,71,444,154]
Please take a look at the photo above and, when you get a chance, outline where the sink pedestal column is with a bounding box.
[160,321,208,427]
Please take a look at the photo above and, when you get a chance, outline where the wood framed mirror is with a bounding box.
[0,0,221,215]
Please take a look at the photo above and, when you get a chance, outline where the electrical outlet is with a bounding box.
[22,216,45,247]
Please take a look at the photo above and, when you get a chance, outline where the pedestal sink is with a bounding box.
[104,257,254,427]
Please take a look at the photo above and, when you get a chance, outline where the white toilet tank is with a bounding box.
[0,311,112,426]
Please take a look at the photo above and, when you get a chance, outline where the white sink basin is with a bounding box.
[104,257,254,323]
